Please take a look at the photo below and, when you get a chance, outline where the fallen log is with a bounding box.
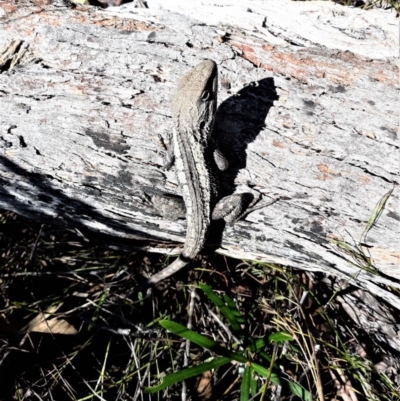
[0,0,399,308]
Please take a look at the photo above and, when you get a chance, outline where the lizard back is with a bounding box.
[171,60,218,259]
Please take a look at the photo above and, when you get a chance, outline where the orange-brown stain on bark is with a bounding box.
[1,2,156,32]
[272,139,285,148]
[262,44,275,52]
[358,174,370,185]
[231,43,274,71]
[0,1,18,13]
[317,164,337,180]
[231,40,396,86]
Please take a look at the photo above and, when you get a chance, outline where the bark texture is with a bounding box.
[0,0,399,308]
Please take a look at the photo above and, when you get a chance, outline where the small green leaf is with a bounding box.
[254,337,268,352]
[257,351,273,364]
[199,283,243,332]
[288,382,312,401]
[251,363,280,385]
[268,332,293,343]
[160,320,248,363]
[240,365,252,401]
[250,367,257,396]
[145,357,230,393]
[161,320,218,349]
[223,293,245,323]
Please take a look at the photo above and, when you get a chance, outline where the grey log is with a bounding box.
[0,1,399,309]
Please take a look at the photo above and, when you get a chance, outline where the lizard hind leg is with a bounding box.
[212,193,257,224]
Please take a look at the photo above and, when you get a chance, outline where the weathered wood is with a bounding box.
[0,0,399,308]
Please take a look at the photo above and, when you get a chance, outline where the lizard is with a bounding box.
[142,60,269,287]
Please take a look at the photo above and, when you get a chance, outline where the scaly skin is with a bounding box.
[145,60,218,286]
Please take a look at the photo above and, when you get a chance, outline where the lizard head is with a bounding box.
[172,60,218,146]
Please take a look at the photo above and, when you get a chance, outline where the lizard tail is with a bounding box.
[145,256,189,286]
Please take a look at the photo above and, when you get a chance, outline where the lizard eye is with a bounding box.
[201,90,211,101]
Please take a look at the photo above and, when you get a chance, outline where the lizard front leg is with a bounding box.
[212,192,258,223]
[210,143,278,223]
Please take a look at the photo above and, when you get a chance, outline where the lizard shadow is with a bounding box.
[207,77,279,251]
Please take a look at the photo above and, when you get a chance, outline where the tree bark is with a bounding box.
[0,0,399,308]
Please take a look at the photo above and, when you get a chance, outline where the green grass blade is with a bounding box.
[361,188,393,243]
[252,337,267,351]
[251,362,280,385]
[288,382,312,401]
[160,320,247,363]
[250,366,257,396]
[268,332,293,343]
[240,365,252,401]
[223,293,246,324]
[257,351,273,364]
[145,357,230,394]
[199,283,243,332]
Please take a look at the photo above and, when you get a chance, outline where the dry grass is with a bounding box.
[0,209,399,400]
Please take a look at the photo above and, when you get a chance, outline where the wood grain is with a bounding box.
[0,0,398,308]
